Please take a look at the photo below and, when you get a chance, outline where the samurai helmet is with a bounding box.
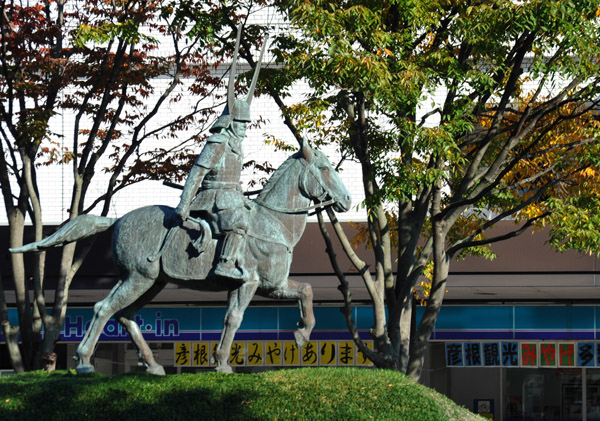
[210,25,268,133]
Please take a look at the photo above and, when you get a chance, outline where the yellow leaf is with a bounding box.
[582,167,596,177]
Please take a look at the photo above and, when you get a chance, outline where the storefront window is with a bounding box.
[504,368,582,420]
[586,369,600,420]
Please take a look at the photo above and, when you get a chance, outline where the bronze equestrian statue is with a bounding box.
[10,27,352,374]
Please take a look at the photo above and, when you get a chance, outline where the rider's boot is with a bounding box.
[215,231,246,280]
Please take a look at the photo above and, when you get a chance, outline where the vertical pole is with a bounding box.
[499,367,504,421]
[583,367,588,421]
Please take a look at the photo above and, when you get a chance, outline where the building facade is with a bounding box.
[1,9,599,421]
[2,220,600,420]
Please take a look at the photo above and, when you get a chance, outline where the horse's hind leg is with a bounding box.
[74,272,157,374]
[214,281,259,373]
[268,279,315,348]
[115,280,167,375]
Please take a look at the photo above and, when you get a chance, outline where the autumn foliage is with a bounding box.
[263,0,600,380]
[0,0,244,371]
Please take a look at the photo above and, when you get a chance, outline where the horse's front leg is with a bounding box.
[214,281,259,373]
[270,278,315,348]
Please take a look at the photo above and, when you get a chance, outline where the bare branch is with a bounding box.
[315,210,382,365]
[449,213,549,256]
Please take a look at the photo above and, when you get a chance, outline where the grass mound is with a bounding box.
[0,367,481,420]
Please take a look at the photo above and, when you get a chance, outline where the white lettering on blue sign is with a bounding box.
[60,312,180,340]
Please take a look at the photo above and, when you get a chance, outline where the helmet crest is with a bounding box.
[210,25,268,133]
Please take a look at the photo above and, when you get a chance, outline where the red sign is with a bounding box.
[521,343,538,366]
[559,343,576,367]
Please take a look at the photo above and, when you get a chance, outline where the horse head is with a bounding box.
[299,142,352,213]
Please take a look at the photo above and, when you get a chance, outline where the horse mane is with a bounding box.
[256,152,301,201]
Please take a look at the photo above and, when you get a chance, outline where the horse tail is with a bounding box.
[9,214,119,254]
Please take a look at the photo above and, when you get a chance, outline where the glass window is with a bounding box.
[504,368,582,420]
[586,369,600,420]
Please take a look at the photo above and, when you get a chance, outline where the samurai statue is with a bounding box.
[175,25,267,281]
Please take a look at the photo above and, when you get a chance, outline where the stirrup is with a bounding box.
[215,260,245,280]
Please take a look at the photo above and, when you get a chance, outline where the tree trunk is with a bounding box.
[406,264,448,381]
[8,211,38,370]
[41,323,61,372]
[398,295,412,372]
[406,233,449,379]
[1,322,24,373]
[0,271,24,373]
[371,290,397,369]
[407,184,449,381]
[42,353,57,372]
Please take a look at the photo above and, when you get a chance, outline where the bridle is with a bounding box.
[254,157,337,214]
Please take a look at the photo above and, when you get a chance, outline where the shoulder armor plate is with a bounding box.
[206,132,229,144]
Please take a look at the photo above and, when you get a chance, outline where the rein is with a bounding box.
[253,158,337,214]
[254,197,336,214]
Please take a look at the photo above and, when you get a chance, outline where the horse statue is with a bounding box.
[11,143,351,374]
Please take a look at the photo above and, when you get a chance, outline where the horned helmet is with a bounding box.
[210,25,268,133]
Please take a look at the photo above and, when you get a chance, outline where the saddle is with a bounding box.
[161,217,217,281]
[160,206,295,284]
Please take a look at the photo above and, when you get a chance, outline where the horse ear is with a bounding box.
[301,139,314,161]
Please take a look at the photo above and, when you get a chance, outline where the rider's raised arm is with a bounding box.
[175,132,228,220]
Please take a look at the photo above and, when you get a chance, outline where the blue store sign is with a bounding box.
[2,305,600,343]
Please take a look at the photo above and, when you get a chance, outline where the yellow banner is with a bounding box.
[283,341,300,365]
[192,342,211,366]
[229,342,245,366]
[265,341,282,365]
[247,342,264,366]
[174,342,191,366]
[339,341,355,366]
[319,341,337,366]
[301,341,319,365]
[357,340,374,366]
[174,340,374,367]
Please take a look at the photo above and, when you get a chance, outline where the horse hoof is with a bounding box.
[215,365,233,374]
[147,365,166,376]
[294,329,309,348]
[76,364,95,374]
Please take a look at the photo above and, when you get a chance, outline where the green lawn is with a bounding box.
[0,367,482,420]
